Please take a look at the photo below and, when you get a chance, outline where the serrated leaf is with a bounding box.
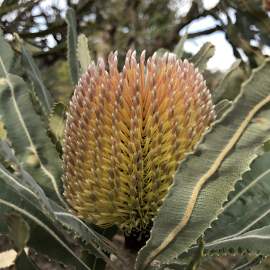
[0,139,17,163]
[0,120,6,139]
[7,213,30,253]
[0,140,123,268]
[0,158,91,269]
[214,99,232,119]
[136,59,270,270]
[0,184,91,270]
[65,8,79,85]
[200,146,270,255]
[6,215,39,270]
[21,45,52,114]
[173,32,188,59]
[0,29,14,76]
[213,60,247,103]
[77,34,91,74]
[0,57,63,203]
[52,207,126,268]
[0,150,103,269]
[190,42,215,71]
[0,140,54,215]
[205,225,270,257]
[48,102,66,146]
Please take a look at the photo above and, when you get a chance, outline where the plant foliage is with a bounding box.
[0,3,270,270]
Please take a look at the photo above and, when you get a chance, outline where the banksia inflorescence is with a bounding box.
[63,50,215,232]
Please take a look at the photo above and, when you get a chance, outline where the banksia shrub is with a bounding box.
[2,3,270,268]
[63,50,215,232]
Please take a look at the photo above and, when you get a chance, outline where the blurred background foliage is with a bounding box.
[0,0,270,269]
[0,0,269,105]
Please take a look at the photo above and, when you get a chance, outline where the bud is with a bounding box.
[63,50,215,232]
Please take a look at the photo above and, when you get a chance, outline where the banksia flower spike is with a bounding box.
[63,50,216,232]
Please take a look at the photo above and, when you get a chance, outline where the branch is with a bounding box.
[18,21,65,38]
[152,1,222,52]
[33,42,66,57]
[187,25,223,39]
[0,0,40,16]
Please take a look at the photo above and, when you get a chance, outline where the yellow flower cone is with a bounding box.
[63,50,215,232]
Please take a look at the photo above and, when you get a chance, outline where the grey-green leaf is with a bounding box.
[0,182,91,270]
[173,32,188,59]
[7,213,30,253]
[212,60,247,103]
[48,102,66,146]
[0,58,63,203]
[0,140,54,215]
[65,8,79,85]
[136,59,270,269]
[52,207,126,269]
[77,34,91,74]
[7,214,40,269]
[214,99,232,119]
[190,42,215,71]
[21,45,52,114]
[0,140,118,266]
[202,146,270,255]
[0,29,14,76]
[205,225,270,256]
